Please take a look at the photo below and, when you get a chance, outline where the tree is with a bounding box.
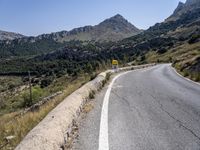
[85,63,93,74]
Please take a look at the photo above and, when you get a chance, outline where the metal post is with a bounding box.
[28,71,32,103]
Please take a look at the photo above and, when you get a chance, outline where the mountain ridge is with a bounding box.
[166,0,200,21]
[0,30,25,41]
[0,14,141,42]
[35,14,141,42]
[0,0,199,89]
[0,14,141,58]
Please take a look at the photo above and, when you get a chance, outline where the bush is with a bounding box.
[140,55,146,61]
[40,78,52,88]
[193,73,200,82]
[188,34,200,44]
[183,70,189,77]
[22,86,43,107]
[105,72,111,81]
[157,48,167,54]
[0,99,5,109]
[22,92,33,107]
[89,90,95,99]
[90,73,97,81]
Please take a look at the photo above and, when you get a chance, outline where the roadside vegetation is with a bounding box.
[0,40,199,149]
[0,72,100,149]
[144,42,200,82]
[0,76,23,93]
[1,3,200,149]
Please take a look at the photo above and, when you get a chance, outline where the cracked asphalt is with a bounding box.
[72,64,200,150]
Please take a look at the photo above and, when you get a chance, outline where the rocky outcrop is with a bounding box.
[166,0,200,22]
[35,14,141,42]
[185,0,200,6]
[0,30,25,41]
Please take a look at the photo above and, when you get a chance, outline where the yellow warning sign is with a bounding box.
[112,60,118,65]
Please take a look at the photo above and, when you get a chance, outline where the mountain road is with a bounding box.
[72,64,200,150]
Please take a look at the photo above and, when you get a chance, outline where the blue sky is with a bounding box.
[0,0,186,36]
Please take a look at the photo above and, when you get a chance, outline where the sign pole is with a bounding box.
[28,71,32,103]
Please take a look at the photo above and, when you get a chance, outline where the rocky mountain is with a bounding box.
[36,14,141,42]
[138,0,200,43]
[64,14,141,41]
[185,0,200,5]
[0,14,141,58]
[1,0,200,81]
[0,30,25,41]
[166,0,200,22]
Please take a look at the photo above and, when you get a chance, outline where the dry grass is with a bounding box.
[83,102,94,113]
[0,76,23,93]
[145,42,200,82]
[0,75,90,150]
[145,42,200,63]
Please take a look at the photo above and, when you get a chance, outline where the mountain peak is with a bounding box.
[178,1,184,6]
[185,0,200,5]
[166,0,200,21]
[99,14,132,27]
[0,14,141,43]
[107,14,131,24]
[111,14,124,19]
[101,14,128,24]
[0,30,25,41]
[98,14,140,33]
[173,1,185,14]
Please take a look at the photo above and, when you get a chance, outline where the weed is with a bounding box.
[105,72,111,81]
[0,75,90,150]
[89,90,95,99]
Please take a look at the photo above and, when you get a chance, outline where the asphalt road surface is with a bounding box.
[72,64,200,150]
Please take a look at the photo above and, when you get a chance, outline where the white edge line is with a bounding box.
[170,64,200,86]
[98,66,156,150]
[98,64,199,150]
[98,71,130,150]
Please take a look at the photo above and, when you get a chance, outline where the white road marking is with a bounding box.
[98,71,130,150]
[98,66,156,150]
[170,65,200,86]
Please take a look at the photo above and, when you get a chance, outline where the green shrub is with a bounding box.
[90,73,98,81]
[188,34,200,44]
[0,99,6,109]
[157,48,167,54]
[193,73,200,82]
[183,70,189,77]
[22,86,43,107]
[40,78,52,88]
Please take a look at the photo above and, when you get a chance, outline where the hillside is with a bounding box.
[0,14,141,58]
[54,14,141,42]
[0,30,25,41]
[166,0,200,22]
[1,0,199,79]
[1,1,200,149]
[0,0,200,86]
[36,14,140,43]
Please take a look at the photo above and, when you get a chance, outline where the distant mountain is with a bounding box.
[36,14,141,42]
[185,0,200,6]
[166,0,200,22]
[1,1,200,80]
[0,14,141,58]
[137,0,200,42]
[66,14,141,42]
[0,30,25,41]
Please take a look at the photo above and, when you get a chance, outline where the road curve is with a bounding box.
[73,64,200,150]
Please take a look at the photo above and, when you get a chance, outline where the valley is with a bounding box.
[0,0,200,149]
